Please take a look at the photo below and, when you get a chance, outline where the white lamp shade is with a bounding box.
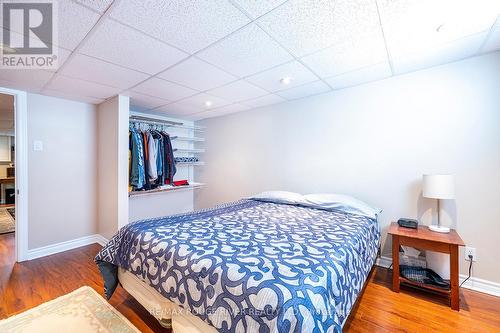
[422,174,455,199]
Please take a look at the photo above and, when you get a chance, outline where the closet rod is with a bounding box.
[129,115,183,126]
[129,116,205,131]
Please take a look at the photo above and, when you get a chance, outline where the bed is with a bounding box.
[95,195,381,332]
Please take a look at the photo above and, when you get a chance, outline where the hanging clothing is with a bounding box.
[156,134,163,179]
[150,130,164,185]
[129,129,145,189]
[129,128,177,191]
[147,131,158,181]
[161,132,176,185]
[142,131,152,191]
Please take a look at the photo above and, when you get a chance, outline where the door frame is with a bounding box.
[0,86,28,262]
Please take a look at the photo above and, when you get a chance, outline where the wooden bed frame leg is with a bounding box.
[158,318,172,329]
[392,235,400,292]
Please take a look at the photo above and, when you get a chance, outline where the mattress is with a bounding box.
[96,199,380,332]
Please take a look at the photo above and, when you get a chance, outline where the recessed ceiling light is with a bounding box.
[204,101,213,107]
[280,77,292,85]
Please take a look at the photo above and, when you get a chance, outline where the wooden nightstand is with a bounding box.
[388,222,465,310]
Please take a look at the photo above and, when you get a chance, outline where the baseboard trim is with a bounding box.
[94,234,109,246]
[375,255,393,268]
[26,234,108,261]
[375,256,500,297]
[459,275,500,297]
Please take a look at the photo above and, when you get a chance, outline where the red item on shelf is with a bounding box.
[173,180,189,186]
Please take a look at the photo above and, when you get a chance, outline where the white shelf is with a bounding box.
[176,161,205,166]
[169,124,205,132]
[172,136,205,142]
[129,182,206,197]
[174,148,205,153]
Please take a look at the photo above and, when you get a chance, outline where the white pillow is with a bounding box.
[249,191,303,205]
[302,193,382,219]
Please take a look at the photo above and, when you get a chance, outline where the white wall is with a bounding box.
[196,52,500,284]
[129,190,193,222]
[27,93,97,249]
[96,95,130,239]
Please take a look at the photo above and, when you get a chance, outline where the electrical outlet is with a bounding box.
[465,247,477,262]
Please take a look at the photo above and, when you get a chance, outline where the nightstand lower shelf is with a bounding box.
[399,276,451,295]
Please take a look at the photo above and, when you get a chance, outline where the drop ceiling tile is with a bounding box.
[57,1,101,50]
[180,93,232,110]
[124,91,171,110]
[331,0,384,43]
[377,0,500,58]
[324,62,392,89]
[482,27,500,52]
[109,0,250,53]
[207,80,269,102]
[258,0,381,57]
[60,53,149,89]
[157,102,206,115]
[301,34,388,78]
[256,0,334,56]
[75,0,113,13]
[42,89,105,104]
[242,94,286,108]
[132,77,198,101]
[52,47,72,72]
[391,32,488,75]
[245,61,318,92]
[193,103,251,120]
[45,74,120,99]
[0,70,54,91]
[276,80,331,100]
[197,24,294,77]
[186,114,208,121]
[232,0,288,19]
[158,57,237,91]
[153,102,200,117]
[80,19,189,74]
[213,103,251,114]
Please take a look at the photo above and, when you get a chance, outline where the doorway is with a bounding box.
[0,87,28,262]
[0,94,15,241]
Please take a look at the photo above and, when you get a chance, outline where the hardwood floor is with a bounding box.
[1,232,499,332]
[0,233,165,332]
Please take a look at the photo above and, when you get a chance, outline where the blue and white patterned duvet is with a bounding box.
[95,200,380,332]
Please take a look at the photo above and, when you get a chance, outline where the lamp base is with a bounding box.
[429,225,450,233]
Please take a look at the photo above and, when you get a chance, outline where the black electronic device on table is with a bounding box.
[397,218,418,229]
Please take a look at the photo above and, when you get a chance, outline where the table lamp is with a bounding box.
[422,174,455,233]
